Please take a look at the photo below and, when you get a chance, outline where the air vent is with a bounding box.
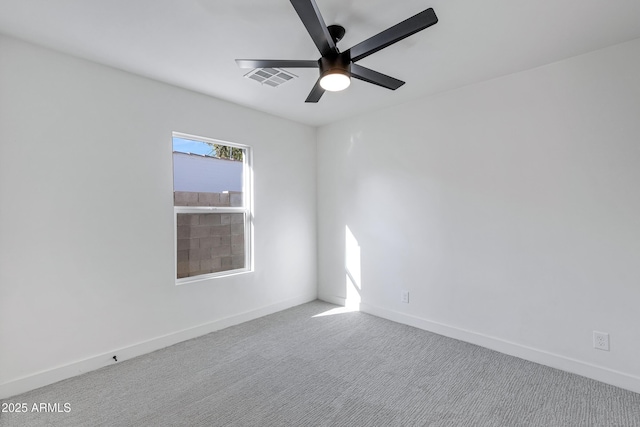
[244,68,297,87]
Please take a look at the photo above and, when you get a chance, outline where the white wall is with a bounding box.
[0,35,317,398]
[317,38,640,393]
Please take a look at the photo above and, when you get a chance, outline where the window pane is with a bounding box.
[172,134,250,282]
[173,138,244,207]
[176,213,245,278]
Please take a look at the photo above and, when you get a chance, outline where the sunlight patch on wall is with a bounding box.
[348,130,363,155]
[345,225,362,309]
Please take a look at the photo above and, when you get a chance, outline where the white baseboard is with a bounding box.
[0,294,316,399]
[358,302,640,395]
[317,294,346,306]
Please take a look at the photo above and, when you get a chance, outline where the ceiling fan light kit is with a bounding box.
[236,0,438,103]
[319,50,351,91]
[320,72,350,91]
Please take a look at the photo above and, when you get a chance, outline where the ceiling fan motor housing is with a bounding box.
[318,51,352,80]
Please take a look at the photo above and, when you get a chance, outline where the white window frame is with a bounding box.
[172,131,253,285]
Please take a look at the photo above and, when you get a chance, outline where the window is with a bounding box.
[172,132,252,283]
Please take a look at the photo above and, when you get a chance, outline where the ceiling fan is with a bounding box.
[236,0,438,103]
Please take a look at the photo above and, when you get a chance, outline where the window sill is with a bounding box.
[175,268,253,286]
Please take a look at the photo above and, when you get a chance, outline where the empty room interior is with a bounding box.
[1,0,640,425]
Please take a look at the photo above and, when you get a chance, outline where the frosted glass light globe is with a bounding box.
[320,72,351,91]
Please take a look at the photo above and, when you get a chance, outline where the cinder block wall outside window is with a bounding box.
[174,191,244,278]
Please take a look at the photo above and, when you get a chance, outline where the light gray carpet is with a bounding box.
[1,300,639,426]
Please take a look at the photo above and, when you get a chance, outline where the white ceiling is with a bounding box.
[1,0,640,126]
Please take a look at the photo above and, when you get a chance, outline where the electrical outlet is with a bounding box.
[400,290,409,304]
[593,331,610,351]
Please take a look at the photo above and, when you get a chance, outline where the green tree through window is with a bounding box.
[213,144,243,161]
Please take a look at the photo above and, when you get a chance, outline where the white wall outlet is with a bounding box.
[593,331,610,351]
[400,290,409,304]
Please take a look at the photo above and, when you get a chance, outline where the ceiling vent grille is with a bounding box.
[244,68,297,87]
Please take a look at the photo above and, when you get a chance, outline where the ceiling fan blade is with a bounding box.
[347,8,438,63]
[236,59,319,69]
[290,0,337,57]
[350,64,404,90]
[305,79,325,103]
